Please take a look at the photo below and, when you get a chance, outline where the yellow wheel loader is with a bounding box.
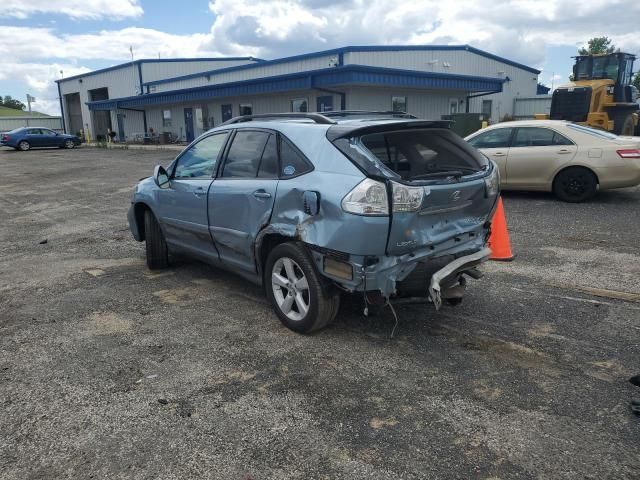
[541,52,639,136]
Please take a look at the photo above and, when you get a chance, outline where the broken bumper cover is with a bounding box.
[428,247,491,310]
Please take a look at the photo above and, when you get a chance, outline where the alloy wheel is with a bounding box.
[271,257,310,321]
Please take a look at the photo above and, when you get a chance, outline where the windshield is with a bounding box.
[574,56,620,81]
[333,128,488,183]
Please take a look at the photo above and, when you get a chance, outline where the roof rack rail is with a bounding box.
[321,110,418,119]
[221,113,336,125]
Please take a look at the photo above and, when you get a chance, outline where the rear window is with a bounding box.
[566,123,618,140]
[333,128,488,182]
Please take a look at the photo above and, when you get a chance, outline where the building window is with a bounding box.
[239,104,252,116]
[162,109,172,127]
[482,100,492,117]
[291,98,308,112]
[392,96,407,113]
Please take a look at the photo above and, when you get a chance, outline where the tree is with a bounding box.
[578,37,616,55]
[2,96,25,110]
[633,72,640,91]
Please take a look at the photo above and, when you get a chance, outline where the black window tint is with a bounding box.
[174,133,228,179]
[513,127,556,147]
[222,130,270,178]
[468,128,512,149]
[280,137,312,177]
[257,134,278,178]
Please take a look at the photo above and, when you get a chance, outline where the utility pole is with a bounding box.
[26,94,35,113]
[130,46,134,61]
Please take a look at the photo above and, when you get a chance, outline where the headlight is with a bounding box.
[484,163,500,198]
[391,181,424,212]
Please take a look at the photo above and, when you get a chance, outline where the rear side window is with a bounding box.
[467,128,513,149]
[279,137,312,178]
[222,131,270,178]
[354,129,488,182]
[513,127,573,147]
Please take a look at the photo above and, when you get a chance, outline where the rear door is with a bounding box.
[506,127,577,188]
[208,129,279,272]
[26,128,46,147]
[466,127,513,184]
[156,132,229,259]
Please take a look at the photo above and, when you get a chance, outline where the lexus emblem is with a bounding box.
[451,190,461,202]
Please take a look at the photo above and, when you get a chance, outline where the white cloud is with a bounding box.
[3,0,143,20]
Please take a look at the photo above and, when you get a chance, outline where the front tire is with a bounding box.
[265,242,339,333]
[18,141,30,151]
[144,210,169,270]
[553,167,597,203]
[64,139,75,149]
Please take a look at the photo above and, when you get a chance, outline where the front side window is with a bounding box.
[222,130,270,178]
[162,110,172,127]
[239,104,252,116]
[468,128,513,149]
[173,132,228,179]
[513,127,573,147]
[291,98,308,113]
[392,96,407,113]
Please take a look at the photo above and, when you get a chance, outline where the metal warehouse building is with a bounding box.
[56,45,543,143]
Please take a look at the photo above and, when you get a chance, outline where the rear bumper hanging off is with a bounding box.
[428,247,492,310]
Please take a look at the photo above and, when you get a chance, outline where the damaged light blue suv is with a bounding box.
[128,111,499,333]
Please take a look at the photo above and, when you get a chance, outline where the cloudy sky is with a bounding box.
[2,0,639,115]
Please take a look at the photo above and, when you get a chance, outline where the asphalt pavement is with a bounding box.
[0,146,638,479]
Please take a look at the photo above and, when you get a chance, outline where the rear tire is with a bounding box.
[613,112,635,136]
[18,141,30,151]
[553,167,597,203]
[144,210,169,270]
[265,242,339,333]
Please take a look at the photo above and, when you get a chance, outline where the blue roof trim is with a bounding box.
[87,65,504,111]
[142,44,540,88]
[56,57,263,83]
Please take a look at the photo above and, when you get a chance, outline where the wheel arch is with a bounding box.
[133,202,153,241]
[552,164,600,190]
[254,227,298,281]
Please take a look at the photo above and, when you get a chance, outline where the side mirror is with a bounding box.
[153,165,170,188]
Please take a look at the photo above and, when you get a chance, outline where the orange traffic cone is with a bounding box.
[488,196,515,261]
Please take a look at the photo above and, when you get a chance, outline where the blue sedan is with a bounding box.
[1,127,81,151]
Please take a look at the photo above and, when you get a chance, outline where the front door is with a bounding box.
[316,95,333,112]
[506,127,577,188]
[208,130,279,272]
[184,107,195,142]
[156,132,229,260]
[221,104,233,123]
[116,114,125,141]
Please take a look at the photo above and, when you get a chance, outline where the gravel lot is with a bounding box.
[1,146,639,479]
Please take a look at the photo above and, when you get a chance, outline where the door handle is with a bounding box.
[253,190,272,199]
[557,149,572,154]
[193,187,206,197]
[492,152,506,157]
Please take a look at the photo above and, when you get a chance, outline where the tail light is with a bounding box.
[1,135,8,142]
[341,179,388,216]
[391,181,424,212]
[616,149,640,159]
